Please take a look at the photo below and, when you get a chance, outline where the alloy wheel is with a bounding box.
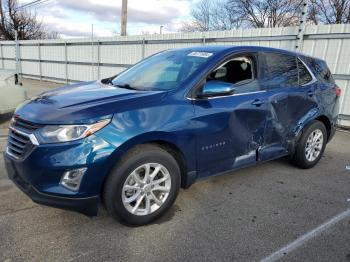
[305,129,324,162]
[122,163,171,216]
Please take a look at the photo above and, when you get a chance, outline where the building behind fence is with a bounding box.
[0,24,349,126]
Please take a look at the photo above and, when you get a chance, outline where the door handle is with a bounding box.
[307,90,314,97]
[251,99,265,107]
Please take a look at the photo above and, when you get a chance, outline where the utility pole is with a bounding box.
[295,0,308,51]
[121,0,128,36]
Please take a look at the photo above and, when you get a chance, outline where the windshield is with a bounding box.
[111,50,215,91]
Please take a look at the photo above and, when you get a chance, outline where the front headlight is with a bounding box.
[36,119,111,144]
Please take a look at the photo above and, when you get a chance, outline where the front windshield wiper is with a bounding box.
[114,83,142,91]
[102,78,135,90]
[115,83,132,89]
[101,78,115,86]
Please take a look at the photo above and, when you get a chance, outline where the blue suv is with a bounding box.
[4,46,340,225]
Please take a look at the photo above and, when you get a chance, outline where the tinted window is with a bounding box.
[207,56,258,94]
[308,59,334,84]
[260,52,298,89]
[112,50,216,91]
[297,59,313,85]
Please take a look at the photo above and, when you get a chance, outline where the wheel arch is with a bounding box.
[294,106,331,140]
[315,115,331,141]
[147,140,190,188]
[100,132,195,197]
[291,109,332,155]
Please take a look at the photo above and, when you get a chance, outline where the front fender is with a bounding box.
[92,99,197,191]
[110,131,195,164]
[94,129,197,190]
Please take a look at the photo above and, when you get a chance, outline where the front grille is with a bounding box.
[6,118,41,159]
[12,117,41,132]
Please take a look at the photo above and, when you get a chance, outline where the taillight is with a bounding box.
[335,86,341,97]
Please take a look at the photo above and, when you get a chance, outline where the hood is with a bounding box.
[15,81,167,124]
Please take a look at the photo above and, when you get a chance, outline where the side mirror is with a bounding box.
[199,80,235,98]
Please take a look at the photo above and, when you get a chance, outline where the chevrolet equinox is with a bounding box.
[4,46,340,225]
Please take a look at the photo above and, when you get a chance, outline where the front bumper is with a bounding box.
[5,155,99,216]
[4,133,117,216]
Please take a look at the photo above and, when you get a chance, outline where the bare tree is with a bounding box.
[226,0,304,28]
[192,0,212,31]
[181,0,305,32]
[211,1,242,30]
[180,21,205,32]
[0,0,59,40]
[309,0,350,24]
[180,0,241,32]
[180,0,212,32]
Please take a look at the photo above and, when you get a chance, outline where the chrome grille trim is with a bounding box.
[8,127,39,146]
[7,137,26,149]
[6,118,40,160]
[6,147,20,159]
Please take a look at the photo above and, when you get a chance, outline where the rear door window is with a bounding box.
[260,52,299,89]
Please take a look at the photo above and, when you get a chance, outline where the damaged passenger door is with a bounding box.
[192,53,270,178]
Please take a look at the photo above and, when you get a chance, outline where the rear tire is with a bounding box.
[103,144,180,226]
[291,120,327,169]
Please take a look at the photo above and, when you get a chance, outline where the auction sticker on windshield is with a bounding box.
[187,52,213,58]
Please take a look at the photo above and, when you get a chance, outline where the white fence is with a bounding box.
[0,24,350,126]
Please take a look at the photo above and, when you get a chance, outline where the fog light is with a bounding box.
[60,168,87,191]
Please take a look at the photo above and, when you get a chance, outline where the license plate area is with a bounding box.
[4,156,31,191]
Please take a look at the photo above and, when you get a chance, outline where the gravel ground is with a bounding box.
[0,79,349,262]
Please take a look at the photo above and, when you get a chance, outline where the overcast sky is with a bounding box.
[18,0,196,38]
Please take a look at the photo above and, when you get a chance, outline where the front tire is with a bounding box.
[291,120,327,169]
[103,144,181,226]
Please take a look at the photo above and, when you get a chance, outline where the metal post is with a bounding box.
[339,82,350,126]
[64,41,68,84]
[97,41,101,79]
[0,44,4,69]
[91,24,94,80]
[142,38,146,59]
[14,31,22,84]
[295,0,308,51]
[38,42,42,81]
[15,31,19,77]
[121,0,128,36]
